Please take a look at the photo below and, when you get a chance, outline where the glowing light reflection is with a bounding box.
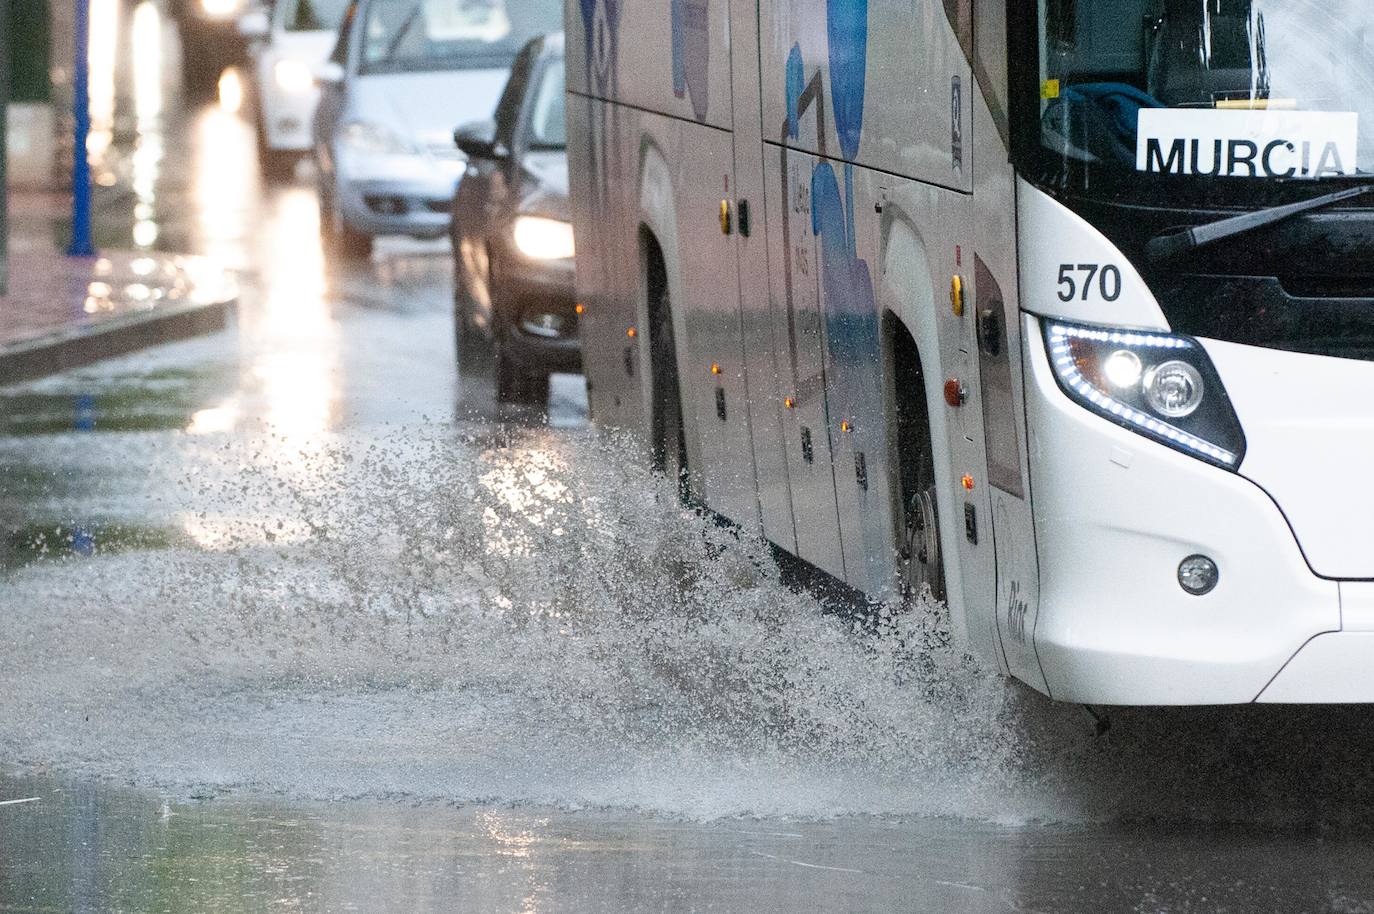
[193,108,256,264]
[242,188,340,439]
[186,402,241,435]
[218,68,244,114]
[87,0,120,161]
[131,1,164,251]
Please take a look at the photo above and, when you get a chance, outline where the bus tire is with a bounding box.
[643,230,691,506]
[889,316,947,606]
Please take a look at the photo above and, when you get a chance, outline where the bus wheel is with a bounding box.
[644,230,691,506]
[901,485,944,605]
[890,316,946,606]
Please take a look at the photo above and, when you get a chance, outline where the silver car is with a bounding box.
[311,0,561,257]
[238,0,353,180]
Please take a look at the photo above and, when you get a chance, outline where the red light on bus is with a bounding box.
[944,379,966,407]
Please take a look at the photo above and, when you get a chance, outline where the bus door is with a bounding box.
[763,144,847,579]
[664,109,759,529]
[726,0,796,553]
[973,246,1044,689]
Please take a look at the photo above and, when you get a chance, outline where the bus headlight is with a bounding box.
[1044,320,1246,469]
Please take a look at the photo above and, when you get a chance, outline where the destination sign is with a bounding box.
[1136,109,1358,179]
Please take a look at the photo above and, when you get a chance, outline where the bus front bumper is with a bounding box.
[1022,314,1349,706]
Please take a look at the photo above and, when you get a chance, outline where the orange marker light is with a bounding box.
[626,327,637,338]
[944,378,965,408]
[840,420,853,433]
[961,474,976,491]
[783,397,796,409]
[710,362,722,375]
[575,303,586,315]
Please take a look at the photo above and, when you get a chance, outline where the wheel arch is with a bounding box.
[879,216,971,646]
[635,135,703,493]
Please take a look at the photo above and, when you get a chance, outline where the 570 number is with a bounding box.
[1057,263,1122,303]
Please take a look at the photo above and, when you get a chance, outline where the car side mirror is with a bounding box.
[237,7,269,38]
[454,119,506,160]
[314,61,345,86]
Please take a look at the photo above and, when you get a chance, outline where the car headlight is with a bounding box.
[512,216,575,261]
[273,59,314,94]
[338,121,417,156]
[1043,320,1246,469]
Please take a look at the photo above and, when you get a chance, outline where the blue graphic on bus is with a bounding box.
[826,0,868,162]
[579,0,622,95]
[672,0,711,121]
[785,44,805,140]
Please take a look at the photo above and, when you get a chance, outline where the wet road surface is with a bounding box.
[6,775,1374,914]
[6,8,1374,912]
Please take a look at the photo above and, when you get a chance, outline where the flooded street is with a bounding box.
[6,8,1374,913]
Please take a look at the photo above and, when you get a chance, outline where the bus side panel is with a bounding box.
[564,0,734,132]
[730,0,797,554]
[567,91,645,435]
[812,161,900,598]
[764,145,847,581]
[971,89,1048,693]
[639,111,759,528]
[759,0,972,192]
[878,177,1001,668]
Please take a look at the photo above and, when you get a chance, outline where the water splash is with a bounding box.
[5,424,1374,829]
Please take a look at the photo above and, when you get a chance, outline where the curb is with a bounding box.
[0,297,236,386]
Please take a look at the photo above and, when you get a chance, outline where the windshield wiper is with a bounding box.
[1146,184,1374,265]
[381,5,422,63]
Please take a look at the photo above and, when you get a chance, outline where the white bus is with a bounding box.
[563,0,1374,706]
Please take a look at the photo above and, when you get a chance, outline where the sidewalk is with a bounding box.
[0,187,238,387]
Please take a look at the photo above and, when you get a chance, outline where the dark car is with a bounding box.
[451,32,575,402]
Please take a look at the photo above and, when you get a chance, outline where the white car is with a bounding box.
[310,0,562,257]
[238,0,353,180]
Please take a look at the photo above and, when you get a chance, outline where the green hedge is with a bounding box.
[9,0,52,103]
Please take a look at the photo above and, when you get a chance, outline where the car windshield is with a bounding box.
[527,58,565,149]
[1029,0,1374,188]
[358,0,562,73]
[280,0,352,32]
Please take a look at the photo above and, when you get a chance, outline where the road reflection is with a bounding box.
[131,0,163,250]
[6,774,1374,914]
[242,187,340,438]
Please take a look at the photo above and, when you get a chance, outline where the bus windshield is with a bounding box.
[1030,0,1374,190]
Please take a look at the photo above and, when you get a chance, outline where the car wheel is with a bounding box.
[320,188,372,259]
[179,41,226,102]
[258,123,299,183]
[494,345,544,403]
[260,148,299,183]
[454,296,481,365]
[494,347,521,402]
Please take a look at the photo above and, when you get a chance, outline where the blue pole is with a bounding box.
[68,0,94,257]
